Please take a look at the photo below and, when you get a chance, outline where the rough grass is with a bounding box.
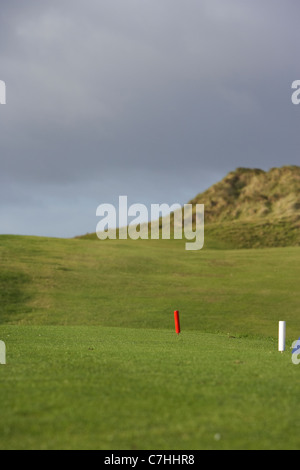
[204,219,300,249]
[190,165,300,224]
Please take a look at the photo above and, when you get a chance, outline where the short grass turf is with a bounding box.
[0,235,300,449]
[0,325,299,450]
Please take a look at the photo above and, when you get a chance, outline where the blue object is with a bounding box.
[292,337,300,354]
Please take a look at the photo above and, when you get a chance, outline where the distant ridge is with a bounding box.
[78,166,300,248]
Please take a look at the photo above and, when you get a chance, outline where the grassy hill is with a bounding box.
[189,165,300,248]
[190,165,300,223]
[79,165,300,248]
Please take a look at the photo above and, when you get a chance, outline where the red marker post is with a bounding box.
[174,310,181,335]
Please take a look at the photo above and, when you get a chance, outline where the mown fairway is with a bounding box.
[0,235,300,449]
[0,325,299,450]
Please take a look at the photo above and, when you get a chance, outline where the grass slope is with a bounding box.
[0,235,299,339]
[0,235,300,449]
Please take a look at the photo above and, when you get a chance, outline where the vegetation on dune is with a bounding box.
[189,165,300,248]
[190,165,300,223]
[78,166,300,248]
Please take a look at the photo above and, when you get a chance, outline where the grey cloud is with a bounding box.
[0,0,299,236]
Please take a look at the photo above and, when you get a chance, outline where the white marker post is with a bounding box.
[0,341,6,364]
[278,321,286,353]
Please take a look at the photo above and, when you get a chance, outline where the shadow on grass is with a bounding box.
[0,270,33,323]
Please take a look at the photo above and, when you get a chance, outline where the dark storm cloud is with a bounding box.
[0,0,299,236]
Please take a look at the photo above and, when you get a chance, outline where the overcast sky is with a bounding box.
[0,0,299,237]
